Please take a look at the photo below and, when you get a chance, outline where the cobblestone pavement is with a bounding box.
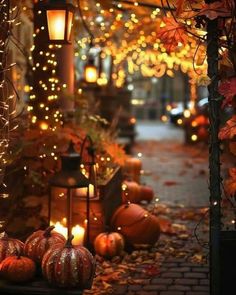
[84,121,210,295]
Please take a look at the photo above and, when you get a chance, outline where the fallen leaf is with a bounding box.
[163,180,180,186]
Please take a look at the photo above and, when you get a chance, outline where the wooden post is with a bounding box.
[207,12,221,295]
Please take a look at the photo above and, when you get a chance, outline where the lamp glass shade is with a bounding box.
[84,64,98,83]
[46,3,74,44]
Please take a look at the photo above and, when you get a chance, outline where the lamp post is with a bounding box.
[44,0,98,84]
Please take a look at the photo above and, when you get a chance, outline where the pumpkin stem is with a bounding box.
[65,235,74,248]
[43,225,55,237]
[17,252,21,259]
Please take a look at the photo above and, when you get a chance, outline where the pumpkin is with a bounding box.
[111,203,161,247]
[42,236,96,288]
[122,181,154,204]
[123,157,142,183]
[24,225,66,263]
[0,232,24,263]
[94,232,125,259]
[122,180,142,203]
[0,255,36,283]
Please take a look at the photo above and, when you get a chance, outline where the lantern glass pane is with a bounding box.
[67,11,73,41]
[85,66,98,83]
[50,187,68,227]
[47,10,66,41]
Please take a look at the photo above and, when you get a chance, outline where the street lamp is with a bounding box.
[45,0,75,44]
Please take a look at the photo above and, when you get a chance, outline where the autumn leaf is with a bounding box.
[175,0,185,16]
[157,217,175,234]
[224,178,236,197]
[156,17,187,53]
[163,180,180,186]
[218,115,236,140]
[198,1,231,20]
[219,77,236,108]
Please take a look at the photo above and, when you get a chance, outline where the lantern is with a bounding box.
[45,0,75,44]
[48,141,93,249]
[84,57,98,83]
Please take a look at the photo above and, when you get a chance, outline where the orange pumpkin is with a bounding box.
[0,232,24,263]
[111,203,160,247]
[24,225,66,263]
[122,181,154,204]
[0,255,36,283]
[122,180,142,203]
[94,232,125,258]
[42,236,96,288]
[123,157,142,183]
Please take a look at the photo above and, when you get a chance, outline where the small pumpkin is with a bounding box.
[0,255,36,283]
[0,232,24,263]
[42,235,96,288]
[94,232,125,259]
[111,203,161,247]
[122,180,142,203]
[24,225,66,263]
[122,181,154,204]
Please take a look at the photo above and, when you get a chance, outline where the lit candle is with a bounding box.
[52,221,67,239]
[72,225,85,246]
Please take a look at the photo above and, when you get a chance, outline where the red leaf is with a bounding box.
[219,77,236,108]
[163,180,180,186]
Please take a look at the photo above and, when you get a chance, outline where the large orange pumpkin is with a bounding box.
[111,203,160,247]
[0,232,24,263]
[0,255,36,283]
[94,232,125,259]
[42,236,96,288]
[123,157,142,183]
[24,225,66,263]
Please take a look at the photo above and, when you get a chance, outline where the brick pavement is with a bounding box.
[84,122,210,295]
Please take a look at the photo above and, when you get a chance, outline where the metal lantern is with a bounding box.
[45,0,75,44]
[84,58,98,83]
[48,141,92,247]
